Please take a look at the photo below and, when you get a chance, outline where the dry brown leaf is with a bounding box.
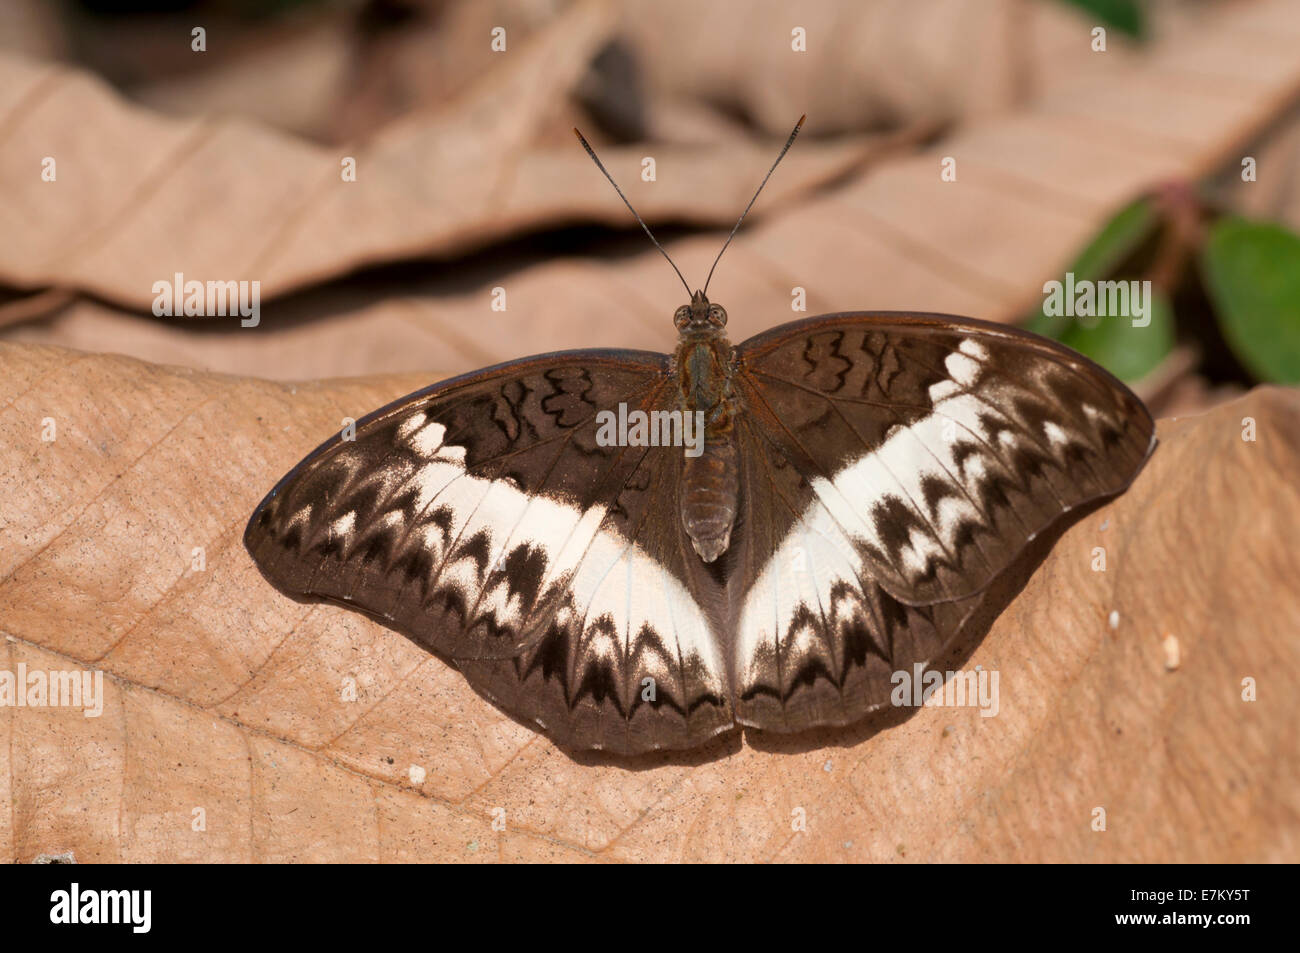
[131,16,357,141]
[621,0,1092,134]
[1206,101,1300,230]
[0,0,898,313]
[129,1,609,145]
[0,342,1296,862]
[121,0,1080,146]
[6,0,1299,386]
[0,0,64,62]
[0,0,614,306]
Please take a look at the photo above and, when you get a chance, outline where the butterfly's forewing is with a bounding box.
[728,312,1155,732]
[244,350,732,754]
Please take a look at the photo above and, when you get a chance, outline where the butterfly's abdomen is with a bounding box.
[682,431,738,562]
[676,334,739,563]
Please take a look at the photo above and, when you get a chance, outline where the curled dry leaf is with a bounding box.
[0,0,614,307]
[0,0,896,314]
[131,17,358,142]
[1206,104,1300,234]
[6,0,1299,387]
[0,343,1296,861]
[118,0,1096,145]
[619,0,1093,134]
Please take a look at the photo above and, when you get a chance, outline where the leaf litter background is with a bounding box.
[0,0,1298,862]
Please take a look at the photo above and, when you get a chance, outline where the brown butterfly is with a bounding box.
[245,118,1155,754]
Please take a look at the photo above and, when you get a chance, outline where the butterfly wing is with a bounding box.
[244,350,732,754]
[246,313,1156,748]
[452,441,732,755]
[725,412,982,732]
[728,312,1155,731]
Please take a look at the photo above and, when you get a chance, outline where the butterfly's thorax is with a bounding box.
[674,327,739,563]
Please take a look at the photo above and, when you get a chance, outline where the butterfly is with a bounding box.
[245,117,1156,755]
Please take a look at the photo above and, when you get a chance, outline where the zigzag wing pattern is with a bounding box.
[247,313,1156,751]
[728,314,1155,731]
[245,351,732,753]
[726,414,982,732]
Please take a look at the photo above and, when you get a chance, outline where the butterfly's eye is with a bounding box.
[674,306,692,328]
[709,305,728,326]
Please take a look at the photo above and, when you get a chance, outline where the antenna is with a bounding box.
[573,127,692,298]
[703,114,805,296]
[575,115,806,299]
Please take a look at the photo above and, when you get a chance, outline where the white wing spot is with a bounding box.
[331,510,356,538]
[408,420,448,456]
[1043,421,1069,448]
[395,411,428,441]
[944,350,982,387]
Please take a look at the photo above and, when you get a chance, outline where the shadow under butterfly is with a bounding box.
[245,117,1156,757]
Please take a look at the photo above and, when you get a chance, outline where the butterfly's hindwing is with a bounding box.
[726,415,980,731]
[455,442,733,753]
[244,351,733,753]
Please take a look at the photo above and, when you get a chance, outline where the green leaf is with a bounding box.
[1026,198,1159,339]
[1059,290,1175,382]
[1057,0,1145,38]
[1201,217,1300,384]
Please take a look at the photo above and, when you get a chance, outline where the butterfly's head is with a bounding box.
[675,289,727,333]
